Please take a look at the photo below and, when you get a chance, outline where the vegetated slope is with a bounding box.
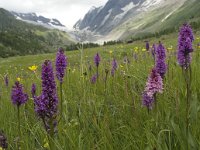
[121,0,200,40]
[0,8,74,58]
[0,29,200,149]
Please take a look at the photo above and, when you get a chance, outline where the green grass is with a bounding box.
[0,32,200,149]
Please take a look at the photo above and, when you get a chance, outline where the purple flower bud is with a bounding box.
[91,74,97,84]
[142,68,163,110]
[146,41,150,51]
[34,95,46,119]
[155,42,167,78]
[31,83,36,98]
[142,92,154,109]
[133,53,138,61]
[34,60,58,122]
[0,130,8,149]
[177,24,194,68]
[145,68,163,97]
[11,81,28,106]
[111,68,115,77]
[151,44,156,59]
[112,59,118,71]
[56,48,67,83]
[156,42,166,59]
[4,75,8,87]
[111,58,118,76]
[94,53,100,67]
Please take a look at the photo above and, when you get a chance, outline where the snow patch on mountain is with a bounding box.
[122,2,136,12]
[142,0,163,8]
[114,2,138,21]
[100,9,112,27]
[139,0,163,11]
[15,15,22,20]
[89,6,97,13]
[161,8,178,22]
[97,6,104,14]
[11,11,67,31]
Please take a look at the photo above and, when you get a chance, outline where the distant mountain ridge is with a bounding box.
[11,11,68,31]
[74,0,200,42]
[74,0,163,34]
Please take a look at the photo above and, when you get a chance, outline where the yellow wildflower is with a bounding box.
[28,65,38,72]
[167,46,173,50]
[134,47,138,50]
[134,47,139,53]
[43,137,49,148]
[142,48,146,52]
[109,50,113,54]
[120,65,124,68]
[17,77,21,82]
[43,142,49,148]
[134,49,138,53]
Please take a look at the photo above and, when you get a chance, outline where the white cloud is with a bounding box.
[0,0,107,29]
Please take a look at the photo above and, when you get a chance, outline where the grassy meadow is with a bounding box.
[0,32,200,150]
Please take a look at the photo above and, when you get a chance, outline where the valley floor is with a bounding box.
[0,31,200,149]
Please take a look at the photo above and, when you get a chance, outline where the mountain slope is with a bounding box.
[74,0,166,34]
[11,11,68,31]
[0,8,74,57]
[74,0,200,42]
[117,0,200,39]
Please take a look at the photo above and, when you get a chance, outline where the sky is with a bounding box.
[0,0,108,29]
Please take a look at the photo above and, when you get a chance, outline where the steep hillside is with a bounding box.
[74,0,200,42]
[119,0,200,40]
[0,8,74,58]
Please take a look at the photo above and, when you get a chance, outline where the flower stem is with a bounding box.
[48,119,54,150]
[60,82,63,121]
[183,64,191,150]
[80,43,84,76]
[186,66,191,150]
[17,105,21,150]
[97,66,99,79]
[154,94,157,112]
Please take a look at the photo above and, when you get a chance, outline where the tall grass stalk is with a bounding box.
[182,64,192,150]
[17,106,21,150]
[59,82,63,121]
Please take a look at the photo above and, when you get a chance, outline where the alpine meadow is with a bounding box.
[0,0,200,150]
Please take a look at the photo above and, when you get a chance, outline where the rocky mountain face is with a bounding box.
[74,0,165,34]
[11,11,67,30]
[74,0,196,42]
